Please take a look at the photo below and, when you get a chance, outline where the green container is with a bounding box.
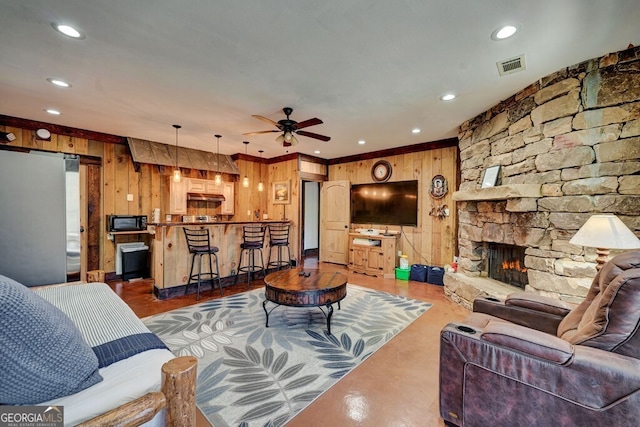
[395,267,410,281]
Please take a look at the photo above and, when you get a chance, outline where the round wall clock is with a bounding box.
[371,160,392,182]
[430,174,448,199]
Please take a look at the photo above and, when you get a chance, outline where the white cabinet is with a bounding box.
[187,178,206,193]
[187,178,222,195]
[168,178,187,214]
[221,182,235,215]
[168,178,233,216]
[206,180,222,194]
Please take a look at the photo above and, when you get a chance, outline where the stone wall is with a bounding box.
[453,44,640,304]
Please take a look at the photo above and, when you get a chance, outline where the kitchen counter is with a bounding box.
[149,220,291,298]
[149,219,289,226]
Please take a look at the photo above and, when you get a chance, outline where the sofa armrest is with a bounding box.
[480,320,573,363]
[473,296,566,335]
[505,292,573,316]
[440,322,640,424]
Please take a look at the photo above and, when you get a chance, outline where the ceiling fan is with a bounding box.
[243,107,330,147]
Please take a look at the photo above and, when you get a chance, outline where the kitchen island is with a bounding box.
[149,220,291,299]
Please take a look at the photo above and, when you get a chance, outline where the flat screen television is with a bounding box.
[350,180,418,227]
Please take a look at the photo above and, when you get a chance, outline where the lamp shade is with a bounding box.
[569,214,640,249]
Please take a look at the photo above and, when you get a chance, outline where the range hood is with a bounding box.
[187,193,226,202]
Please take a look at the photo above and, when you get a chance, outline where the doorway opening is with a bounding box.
[301,181,320,258]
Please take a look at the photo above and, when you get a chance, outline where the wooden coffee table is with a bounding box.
[263,269,347,334]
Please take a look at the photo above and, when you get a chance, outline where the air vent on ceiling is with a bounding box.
[497,54,526,76]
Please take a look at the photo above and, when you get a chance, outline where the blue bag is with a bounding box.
[409,264,428,282]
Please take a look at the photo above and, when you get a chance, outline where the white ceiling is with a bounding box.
[0,1,638,159]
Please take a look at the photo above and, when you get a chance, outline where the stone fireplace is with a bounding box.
[444,44,640,310]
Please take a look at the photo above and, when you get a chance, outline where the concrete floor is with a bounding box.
[109,257,470,427]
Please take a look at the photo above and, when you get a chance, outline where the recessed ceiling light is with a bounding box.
[440,94,456,101]
[358,140,366,145]
[51,23,85,39]
[47,78,71,88]
[45,109,61,115]
[314,150,320,154]
[412,128,421,134]
[491,25,517,41]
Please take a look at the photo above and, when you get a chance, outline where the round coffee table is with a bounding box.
[263,269,347,334]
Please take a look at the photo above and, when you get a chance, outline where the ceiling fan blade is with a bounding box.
[295,117,323,130]
[251,115,279,127]
[296,130,331,142]
[242,130,280,135]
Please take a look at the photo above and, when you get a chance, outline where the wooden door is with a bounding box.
[366,247,384,274]
[320,180,350,265]
[349,245,367,271]
[85,162,102,274]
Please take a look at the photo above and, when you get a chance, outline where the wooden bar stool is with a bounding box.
[266,223,291,271]
[183,228,222,300]
[235,225,266,289]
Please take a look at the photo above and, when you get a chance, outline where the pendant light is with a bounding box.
[257,150,264,192]
[214,134,222,185]
[242,141,250,188]
[172,124,182,182]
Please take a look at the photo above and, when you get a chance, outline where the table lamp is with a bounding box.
[569,214,640,270]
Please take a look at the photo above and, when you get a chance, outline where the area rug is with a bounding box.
[143,284,431,427]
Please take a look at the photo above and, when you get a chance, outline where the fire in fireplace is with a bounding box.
[488,243,528,289]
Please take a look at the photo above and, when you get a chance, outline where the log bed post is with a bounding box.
[76,356,198,427]
[163,356,198,427]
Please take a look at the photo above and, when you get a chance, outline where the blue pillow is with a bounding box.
[0,275,102,404]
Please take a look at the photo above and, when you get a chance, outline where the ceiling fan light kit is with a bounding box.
[244,107,330,147]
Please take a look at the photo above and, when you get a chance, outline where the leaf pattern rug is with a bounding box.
[143,284,431,427]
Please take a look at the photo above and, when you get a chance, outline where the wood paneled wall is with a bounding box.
[235,156,301,262]
[328,146,458,267]
[3,121,457,273]
[2,123,303,274]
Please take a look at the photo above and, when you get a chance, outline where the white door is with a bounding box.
[320,180,350,265]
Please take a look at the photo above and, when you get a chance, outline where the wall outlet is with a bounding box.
[247,209,251,216]
[126,193,134,201]
[398,250,402,256]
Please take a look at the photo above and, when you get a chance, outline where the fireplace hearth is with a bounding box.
[488,243,528,289]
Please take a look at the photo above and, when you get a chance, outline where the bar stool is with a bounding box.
[266,223,291,271]
[235,225,266,289]
[183,228,222,300]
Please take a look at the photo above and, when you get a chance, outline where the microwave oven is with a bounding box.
[107,215,147,232]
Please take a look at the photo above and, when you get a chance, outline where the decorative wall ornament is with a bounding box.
[429,174,448,199]
[429,204,449,219]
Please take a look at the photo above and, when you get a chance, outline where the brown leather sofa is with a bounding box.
[439,251,640,426]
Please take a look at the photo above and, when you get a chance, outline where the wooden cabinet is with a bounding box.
[168,178,187,214]
[167,178,232,215]
[220,182,234,215]
[187,178,206,193]
[348,233,398,278]
[206,180,222,194]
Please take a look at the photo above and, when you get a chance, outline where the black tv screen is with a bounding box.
[350,180,418,227]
